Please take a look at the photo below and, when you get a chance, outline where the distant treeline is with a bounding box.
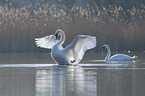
[0,0,145,52]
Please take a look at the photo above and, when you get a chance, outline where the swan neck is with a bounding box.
[105,46,111,61]
[58,31,65,46]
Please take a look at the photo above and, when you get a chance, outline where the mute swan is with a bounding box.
[103,44,137,61]
[35,29,96,65]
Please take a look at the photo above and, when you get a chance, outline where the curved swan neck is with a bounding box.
[105,46,111,61]
[57,31,65,46]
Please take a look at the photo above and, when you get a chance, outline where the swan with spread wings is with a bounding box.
[35,29,96,65]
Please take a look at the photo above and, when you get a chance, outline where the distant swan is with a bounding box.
[35,29,96,65]
[103,44,137,61]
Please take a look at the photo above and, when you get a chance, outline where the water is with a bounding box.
[0,52,145,96]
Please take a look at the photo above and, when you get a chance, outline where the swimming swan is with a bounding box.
[35,29,96,65]
[103,44,137,61]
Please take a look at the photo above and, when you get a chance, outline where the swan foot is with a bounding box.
[70,60,76,63]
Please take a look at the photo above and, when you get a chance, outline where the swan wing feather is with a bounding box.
[35,35,58,49]
[63,35,96,64]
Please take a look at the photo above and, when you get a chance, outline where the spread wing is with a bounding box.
[63,35,96,64]
[35,35,58,49]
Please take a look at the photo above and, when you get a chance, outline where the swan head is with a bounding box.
[103,44,111,61]
[55,29,65,40]
[103,44,109,49]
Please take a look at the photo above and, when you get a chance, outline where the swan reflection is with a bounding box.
[35,65,97,96]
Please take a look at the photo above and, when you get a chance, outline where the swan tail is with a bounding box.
[132,55,138,59]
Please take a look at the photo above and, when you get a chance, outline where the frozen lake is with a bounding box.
[0,52,145,96]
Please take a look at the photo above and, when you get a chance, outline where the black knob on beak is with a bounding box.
[55,33,58,40]
[102,46,105,51]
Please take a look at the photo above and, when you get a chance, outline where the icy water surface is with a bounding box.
[0,52,145,96]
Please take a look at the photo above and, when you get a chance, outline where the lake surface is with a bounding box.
[0,52,145,96]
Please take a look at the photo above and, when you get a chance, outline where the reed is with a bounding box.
[0,3,145,52]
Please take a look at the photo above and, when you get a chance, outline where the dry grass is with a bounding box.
[0,3,145,52]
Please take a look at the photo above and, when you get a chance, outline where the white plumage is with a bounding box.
[35,35,58,49]
[35,29,96,65]
[103,44,137,61]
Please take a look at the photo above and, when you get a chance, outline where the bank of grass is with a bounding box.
[0,3,145,52]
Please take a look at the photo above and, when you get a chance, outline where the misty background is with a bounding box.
[0,0,145,52]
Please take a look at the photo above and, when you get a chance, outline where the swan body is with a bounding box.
[35,29,96,65]
[103,44,137,61]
